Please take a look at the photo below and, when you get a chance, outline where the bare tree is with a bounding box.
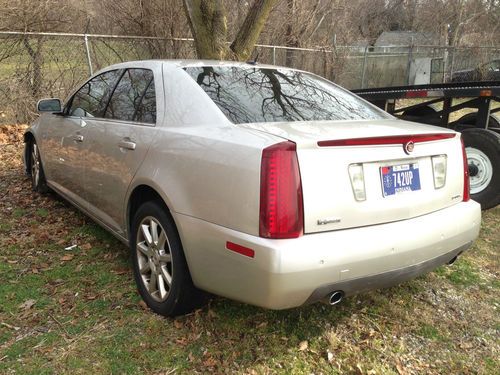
[182,0,279,60]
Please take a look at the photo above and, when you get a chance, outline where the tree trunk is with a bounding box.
[23,36,43,98]
[182,0,229,60]
[230,0,279,61]
[183,0,279,61]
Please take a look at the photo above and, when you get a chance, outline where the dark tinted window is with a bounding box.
[105,69,156,123]
[185,67,390,124]
[69,70,120,117]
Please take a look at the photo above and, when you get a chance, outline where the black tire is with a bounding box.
[461,129,500,210]
[30,140,49,193]
[130,201,206,316]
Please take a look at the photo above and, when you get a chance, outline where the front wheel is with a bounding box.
[461,129,500,209]
[30,141,49,193]
[130,201,206,316]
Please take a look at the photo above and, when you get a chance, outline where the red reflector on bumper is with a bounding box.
[226,242,255,258]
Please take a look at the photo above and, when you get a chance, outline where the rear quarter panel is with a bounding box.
[128,64,282,237]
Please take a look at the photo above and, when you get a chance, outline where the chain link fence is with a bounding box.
[1,31,499,124]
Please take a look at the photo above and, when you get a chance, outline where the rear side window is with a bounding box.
[69,70,120,117]
[105,68,156,124]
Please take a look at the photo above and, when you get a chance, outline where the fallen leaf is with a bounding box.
[174,320,183,329]
[203,356,217,367]
[19,299,36,311]
[139,300,148,309]
[60,254,74,261]
[80,243,92,250]
[112,268,128,275]
[298,340,308,351]
[396,359,407,375]
[175,337,188,346]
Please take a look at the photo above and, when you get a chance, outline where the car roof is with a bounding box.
[99,59,292,74]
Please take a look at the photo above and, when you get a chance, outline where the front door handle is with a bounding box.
[118,139,136,150]
[73,134,84,143]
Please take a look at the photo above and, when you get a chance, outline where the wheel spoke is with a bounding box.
[148,269,158,293]
[158,230,167,250]
[139,261,151,275]
[161,266,172,286]
[141,224,153,246]
[150,219,159,244]
[137,241,150,257]
[157,273,167,299]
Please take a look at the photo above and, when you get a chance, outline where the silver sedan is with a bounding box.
[25,60,481,316]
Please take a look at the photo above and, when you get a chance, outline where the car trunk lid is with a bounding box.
[241,119,464,234]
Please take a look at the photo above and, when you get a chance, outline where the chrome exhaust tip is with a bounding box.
[323,290,344,306]
[448,251,463,265]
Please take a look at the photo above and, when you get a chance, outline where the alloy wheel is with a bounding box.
[31,143,40,187]
[136,216,173,302]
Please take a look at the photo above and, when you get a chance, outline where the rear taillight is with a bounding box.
[461,136,470,202]
[259,141,303,239]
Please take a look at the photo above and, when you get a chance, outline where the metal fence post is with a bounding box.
[272,46,276,65]
[84,34,93,76]
[361,46,368,89]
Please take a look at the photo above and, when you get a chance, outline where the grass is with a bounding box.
[0,125,499,374]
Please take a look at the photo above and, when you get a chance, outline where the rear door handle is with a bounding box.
[73,134,84,143]
[118,139,136,150]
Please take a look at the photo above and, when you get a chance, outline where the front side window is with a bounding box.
[185,66,391,124]
[69,70,120,117]
[105,68,156,124]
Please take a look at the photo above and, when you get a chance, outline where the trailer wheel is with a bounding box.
[461,129,500,209]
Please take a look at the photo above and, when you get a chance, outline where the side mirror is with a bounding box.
[37,98,62,113]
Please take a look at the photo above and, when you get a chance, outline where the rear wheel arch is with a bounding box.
[127,185,172,237]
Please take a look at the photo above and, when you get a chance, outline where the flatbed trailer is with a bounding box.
[352,81,500,209]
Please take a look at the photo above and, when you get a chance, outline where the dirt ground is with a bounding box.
[0,124,498,374]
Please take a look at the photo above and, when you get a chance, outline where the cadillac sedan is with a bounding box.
[25,60,481,316]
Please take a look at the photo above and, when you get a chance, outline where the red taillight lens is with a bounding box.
[259,141,303,239]
[461,135,470,202]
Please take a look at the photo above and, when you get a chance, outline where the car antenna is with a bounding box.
[247,52,259,65]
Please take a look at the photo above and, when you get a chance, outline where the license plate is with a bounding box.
[380,163,421,197]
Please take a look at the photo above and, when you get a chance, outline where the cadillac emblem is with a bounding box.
[404,141,415,154]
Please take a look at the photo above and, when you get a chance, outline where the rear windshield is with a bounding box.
[184,66,390,124]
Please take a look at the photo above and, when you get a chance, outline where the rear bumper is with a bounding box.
[175,200,481,309]
[303,241,470,305]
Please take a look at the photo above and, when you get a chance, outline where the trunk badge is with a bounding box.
[404,141,415,154]
[317,218,341,225]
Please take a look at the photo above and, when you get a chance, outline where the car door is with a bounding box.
[82,67,160,235]
[41,70,121,206]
